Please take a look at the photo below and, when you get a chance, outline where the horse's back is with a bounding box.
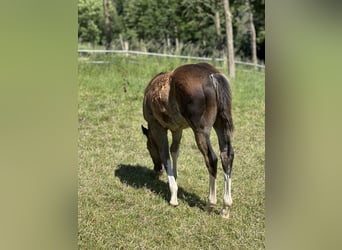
[171,63,220,89]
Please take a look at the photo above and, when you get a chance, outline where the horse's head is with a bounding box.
[141,125,163,173]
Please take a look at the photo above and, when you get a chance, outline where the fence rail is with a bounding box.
[78,49,265,69]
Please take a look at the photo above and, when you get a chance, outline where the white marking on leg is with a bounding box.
[222,173,232,218]
[166,162,178,206]
[223,173,232,206]
[208,175,217,207]
[228,178,232,204]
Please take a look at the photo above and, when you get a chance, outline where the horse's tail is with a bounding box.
[210,73,234,135]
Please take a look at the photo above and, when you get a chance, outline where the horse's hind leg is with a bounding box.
[194,130,218,209]
[170,130,182,179]
[214,123,234,218]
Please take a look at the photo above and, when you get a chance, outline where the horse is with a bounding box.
[141,63,234,218]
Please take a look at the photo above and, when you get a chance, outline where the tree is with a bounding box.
[78,0,264,62]
[214,0,221,38]
[78,0,103,46]
[246,0,257,67]
[223,0,235,78]
[103,0,112,50]
[249,0,265,62]
[213,0,223,55]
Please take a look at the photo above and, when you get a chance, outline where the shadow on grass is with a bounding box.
[114,164,206,210]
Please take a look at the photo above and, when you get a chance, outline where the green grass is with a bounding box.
[78,55,265,249]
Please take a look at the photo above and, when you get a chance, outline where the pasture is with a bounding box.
[78,55,265,249]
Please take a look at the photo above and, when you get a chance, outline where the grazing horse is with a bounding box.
[142,63,234,218]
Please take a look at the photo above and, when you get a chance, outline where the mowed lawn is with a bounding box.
[78,55,265,249]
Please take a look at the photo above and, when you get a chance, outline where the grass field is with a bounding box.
[78,55,265,249]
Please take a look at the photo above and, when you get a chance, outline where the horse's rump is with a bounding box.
[143,71,187,130]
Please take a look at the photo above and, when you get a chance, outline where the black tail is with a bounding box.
[210,73,234,135]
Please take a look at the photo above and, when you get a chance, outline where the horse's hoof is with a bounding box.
[221,208,230,219]
[169,200,179,206]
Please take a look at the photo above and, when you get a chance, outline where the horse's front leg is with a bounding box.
[170,130,182,179]
[158,131,179,206]
[165,158,179,206]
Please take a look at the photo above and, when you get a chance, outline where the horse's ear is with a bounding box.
[141,125,148,136]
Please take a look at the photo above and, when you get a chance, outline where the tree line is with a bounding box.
[78,0,264,75]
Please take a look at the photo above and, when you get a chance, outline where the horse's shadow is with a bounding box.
[114,164,206,210]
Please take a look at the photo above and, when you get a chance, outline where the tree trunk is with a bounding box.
[249,8,257,68]
[166,34,171,49]
[124,41,129,57]
[119,33,124,50]
[214,0,221,38]
[103,0,112,50]
[214,1,222,53]
[175,26,180,53]
[223,0,235,78]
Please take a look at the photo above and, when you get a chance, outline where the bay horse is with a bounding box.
[141,63,234,218]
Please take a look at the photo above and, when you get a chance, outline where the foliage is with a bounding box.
[78,55,265,249]
[78,0,265,60]
[78,0,103,45]
[78,0,122,46]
